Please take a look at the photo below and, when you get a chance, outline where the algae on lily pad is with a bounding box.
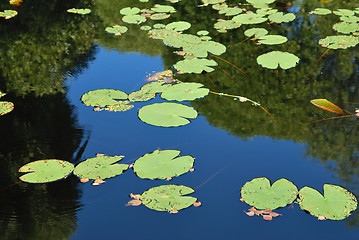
[67,8,91,15]
[81,89,128,108]
[240,177,298,210]
[74,155,129,180]
[0,10,17,19]
[140,185,197,212]
[105,101,134,112]
[105,25,128,36]
[161,82,209,101]
[0,101,14,116]
[138,102,198,127]
[257,51,300,70]
[174,58,218,74]
[319,35,359,49]
[298,184,358,220]
[133,149,194,179]
[19,159,74,183]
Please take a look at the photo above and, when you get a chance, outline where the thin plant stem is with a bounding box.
[0,181,22,192]
[229,37,250,48]
[300,114,354,127]
[206,75,217,88]
[209,55,250,79]
[314,48,330,68]
[217,65,236,80]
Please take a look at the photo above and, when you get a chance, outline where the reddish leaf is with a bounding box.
[126,199,142,206]
[263,215,272,221]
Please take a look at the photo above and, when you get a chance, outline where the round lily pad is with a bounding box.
[140,185,197,212]
[298,184,358,220]
[311,8,332,15]
[133,149,194,179]
[81,89,128,108]
[333,9,355,16]
[257,35,288,45]
[340,15,359,23]
[166,21,191,31]
[232,13,267,24]
[268,12,296,23]
[150,13,171,20]
[257,51,300,70]
[319,35,359,49]
[122,15,147,24]
[240,177,298,210]
[197,30,209,36]
[151,5,176,13]
[214,20,242,32]
[244,28,268,38]
[105,25,128,36]
[0,101,14,116]
[161,82,209,101]
[74,155,129,180]
[67,8,91,15]
[333,22,359,34]
[173,58,218,74]
[19,159,74,183]
[138,102,198,127]
[120,7,140,15]
[218,7,242,16]
[105,101,134,112]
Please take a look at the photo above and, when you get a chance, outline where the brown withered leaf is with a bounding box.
[262,215,273,221]
[269,212,282,217]
[318,216,327,220]
[189,168,195,172]
[245,211,255,216]
[193,202,202,207]
[96,153,105,157]
[92,178,106,185]
[245,206,282,220]
[166,177,172,181]
[80,178,89,183]
[240,198,245,202]
[126,199,142,206]
[129,193,142,200]
[170,209,178,214]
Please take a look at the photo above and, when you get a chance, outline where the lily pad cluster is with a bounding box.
[244,27,288,45]
[81,72,210,127]
[0,10,17,19]
[240,177,358,220]
[0,91,14,116]
[310,7,359,49]
[19,149,200,213]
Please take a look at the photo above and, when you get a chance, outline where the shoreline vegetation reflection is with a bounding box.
[1,0,359,238]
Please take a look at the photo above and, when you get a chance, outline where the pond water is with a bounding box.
[1,0,359,239]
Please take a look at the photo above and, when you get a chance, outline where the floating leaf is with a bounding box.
[214,19,242,32]
[151,4,176,13]
[0,101,14,116]
[67,8,91,15]
[246,0,274,8]
[105,25,128,36]
[257,51,300,70]
[256,8,278,16]
[318,35,359,49]
[140,185,197,212]
[81,89,128,108]
[333,22,359,34]
[133,149,194,179]
[333,9,355,16]
[311,8,332,15]
[173,58,218,74]
[150,13,171,20]
[298,184,358,220]
[166,21,191,31]
[219,7,242,16]
[138,102,198,127]
[9,0,23,6]
[19,159,74,183]
[140,25,152,31]
[122,14,147,24]
[0,10,17,19]
[244,28,268,38]
[74,155,128,180]
[257,35,288,45]
[105,101,134,112]
[340,15,359,23]
[310,99,344,114]
[197,30,209,36]
[161,82,209,101]
[202,0,226,5]
[212,3,228,11]
[163,34,201,48]
[148,28,179,40]
[232,13,267,24]
[120,7,140,15]
[268,12,296,23]
[240,177,298,210]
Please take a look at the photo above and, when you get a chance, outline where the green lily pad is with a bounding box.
[310,99,344,114]
[174,58,218,74]
[166,21,191,31]
[256,8,278,16]
[140,25,152,31]
[232,13,267,24]
[0,10,18,19]
[311,8,332,15]
[197,30,209,36]
[202,0,226,5]
[212,3,228,11]
[81,89,128,107]
[319,35,359,49]
[133,150,194,179]
[153,23,166,29]
[333,22,359,34]
[240,177,298,210]
[340,15,359,23]
[161,82,209,101]
[200,36,212,41]
[268,12,296,23]
[244,28,268,38]
[122,14,147,24]
[257,35,288,45]
[214,20,242,32]
[298,184,358,220]
[219,7,242,16]
[333,9,355,16]
[149,28,178,40]
[150,13,171,20]
[105,25,128,36]
[138,102,198,127]
[105,101,134,112]
[19,159,74,183]
[257,51,300,70]
[74,155,128,180]
[120,7,141,15]
[128,80,169,102]
[67,8,91,15]
[163,34,202,48]
[246,0,275,5]
[0,101,14,116]
[140,185,197,212]
[151,5,176,13]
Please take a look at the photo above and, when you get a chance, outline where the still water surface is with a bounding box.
[1,0,359,239]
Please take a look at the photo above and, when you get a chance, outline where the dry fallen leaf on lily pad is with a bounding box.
[92,178,106,185]
[80,178,89,183]
[245,207,282,220]
[126,199,142,206]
